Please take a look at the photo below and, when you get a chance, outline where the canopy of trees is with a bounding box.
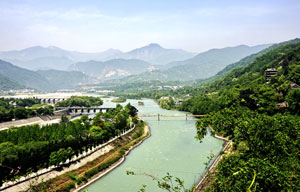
[183,42,300,191]
[0,103,137,186]
[55,96,103,107]
[0,98,53,123]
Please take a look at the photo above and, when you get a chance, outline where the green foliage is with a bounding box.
[49,147,73,166]
[0,98,53,123]
[111,97,126,103]
[287,89,300,115]
[127,171,195,192]
[188,41,300,191]
[55,96,103,107]
[0,103,136,185]
[157,97,176,110]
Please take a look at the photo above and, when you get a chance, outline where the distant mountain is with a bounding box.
[8,56,74,71]
[0,46,124,71]
[69,59,152,80]
[0,44,196,70]
[112,44,272,82]
[124,43,197,65]
[0,60,90,91]
[215,39,300,77]
[36,70,89,90]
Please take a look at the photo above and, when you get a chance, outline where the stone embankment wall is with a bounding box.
[195,127,233,192]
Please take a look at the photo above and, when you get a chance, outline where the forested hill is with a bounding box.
[0,60,90,91]
[0,60,54,91]
[179,41,300,191]
[0,73,24,90]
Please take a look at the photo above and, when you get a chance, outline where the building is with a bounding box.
[291,83,300,89]
[175,100,183,106]
[265,68,278,82]
[277,101,288,108]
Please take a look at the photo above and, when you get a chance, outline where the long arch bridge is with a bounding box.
[54,107,115,116]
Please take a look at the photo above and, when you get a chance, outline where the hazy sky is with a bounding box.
[0,0,300,52]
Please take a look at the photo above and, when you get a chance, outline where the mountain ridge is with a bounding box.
[0,43,196,70]
[105,43,272,83]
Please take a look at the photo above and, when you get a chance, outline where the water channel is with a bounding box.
[85,99,224,191]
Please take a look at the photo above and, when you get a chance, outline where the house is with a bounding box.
[175,100,183,106]
[277,101,288,108]
[265,68,278,82]
[291,83,300,89]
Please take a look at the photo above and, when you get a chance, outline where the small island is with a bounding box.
[111,97,127,103]
[138,101,144,106]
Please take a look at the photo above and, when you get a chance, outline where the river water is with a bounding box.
[85,99,224,191]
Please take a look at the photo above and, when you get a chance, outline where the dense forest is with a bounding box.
[0,103,137,186]
[177,42,300,191]
[55,96,103,107]
[0,98,53,123]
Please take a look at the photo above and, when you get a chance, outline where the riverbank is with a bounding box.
[74,122,150,192]
[195,126,233,192]
[26,120,149,192]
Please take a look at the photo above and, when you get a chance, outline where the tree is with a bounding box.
[49,147,73,166]
[287,89,300,114]
[126,104,138,117]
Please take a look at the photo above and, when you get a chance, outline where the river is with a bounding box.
[85,99,224,191]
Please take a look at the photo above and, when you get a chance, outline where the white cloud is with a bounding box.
[195,6,277,17]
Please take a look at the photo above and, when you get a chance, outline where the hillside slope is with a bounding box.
[110,44,271,83]
[0,60,90,91]
[36,70,89,90]
[69,59,152,80]
[0,60,54,91]
[0,44,196,70]
[178,41,300,191]
[0,74,24,90]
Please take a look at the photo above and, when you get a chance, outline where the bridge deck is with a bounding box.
[137,114,206,117]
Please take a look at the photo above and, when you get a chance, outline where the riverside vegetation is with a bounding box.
[0,103,138,188]
[55,96,103,107]
[0,98,54,123]
[169,41,300,191]
[115,40,300,191]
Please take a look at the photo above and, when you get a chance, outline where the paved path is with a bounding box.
[0,116,61,131]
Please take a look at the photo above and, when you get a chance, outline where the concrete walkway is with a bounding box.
[0,116,62,131]
[75,124,150,192]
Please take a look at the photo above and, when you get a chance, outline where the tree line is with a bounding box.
[0,98,54,123]
[0,103,137,186]
[181,42,300,191]
[55,96,103,107]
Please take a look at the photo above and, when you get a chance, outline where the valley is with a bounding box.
[1,38,300,192]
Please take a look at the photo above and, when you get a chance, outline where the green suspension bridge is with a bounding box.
[137,114,207,121]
